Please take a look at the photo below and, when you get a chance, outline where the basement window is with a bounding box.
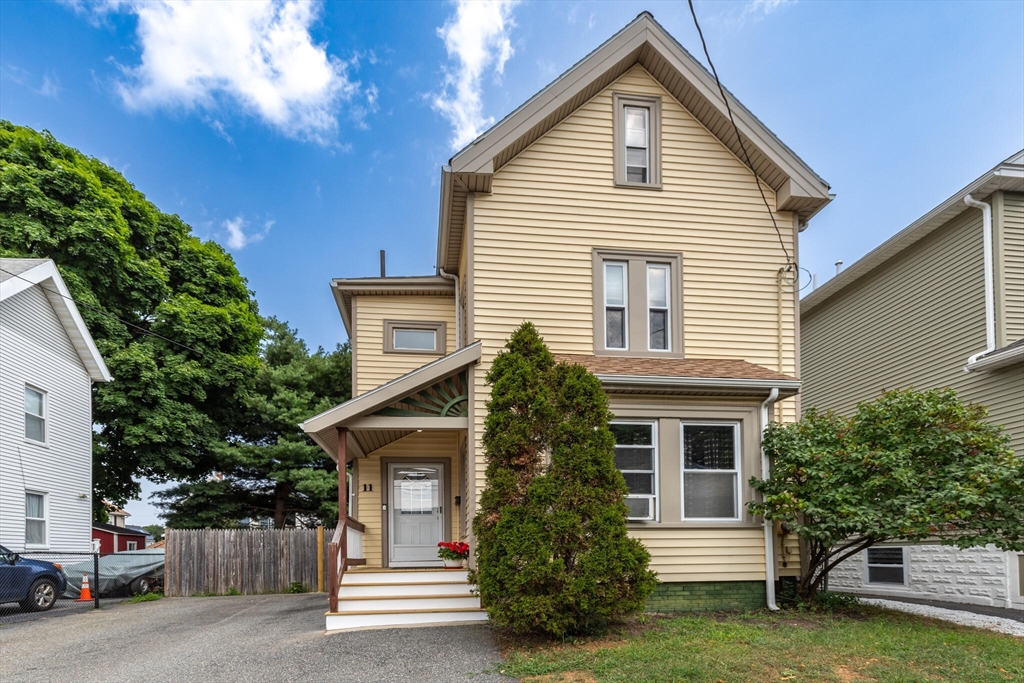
[866,547,907,585]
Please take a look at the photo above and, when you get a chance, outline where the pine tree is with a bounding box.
[472,323,656,637]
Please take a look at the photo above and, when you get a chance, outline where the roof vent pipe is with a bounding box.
[834,260,843,275]
[438,269,462,349]
[760,387,781,611]
[379,250,386,278]
[964,194,996,366]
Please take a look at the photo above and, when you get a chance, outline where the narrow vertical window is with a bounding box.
[647,264,670,351]
[610,422,657,521]
[624,106,649,183]
[25,492,46,546]
[681,424,740,520]
[604,262,628,349]
[24,386,45,443]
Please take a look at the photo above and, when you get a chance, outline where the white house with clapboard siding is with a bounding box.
[0,258,111,553]
[801,152,1024,610]
[301,12,834,631]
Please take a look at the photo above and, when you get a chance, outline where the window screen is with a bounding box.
[866,547,906,584]
[682,424,739,519]
[610,422,656,521]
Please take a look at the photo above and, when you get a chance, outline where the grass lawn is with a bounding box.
[495,607,1023,683]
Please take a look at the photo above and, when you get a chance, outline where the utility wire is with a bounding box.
[687,0,794,271]
[0,265,207,357]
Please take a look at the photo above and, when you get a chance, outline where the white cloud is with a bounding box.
[432,0,518,151]
[78,0,362,143]
[223,216,272,250]
[742,0,794,19]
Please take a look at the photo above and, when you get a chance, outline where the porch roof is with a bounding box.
[300,341,481,460]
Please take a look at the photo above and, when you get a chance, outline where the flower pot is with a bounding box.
[443,558,464,569]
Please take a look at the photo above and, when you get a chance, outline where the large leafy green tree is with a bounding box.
[750,388,1024,600]
[155,318,352,529]
[0,121,263,509]
[472,323,656,636]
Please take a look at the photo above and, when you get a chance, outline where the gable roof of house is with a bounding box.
[436,11,833,273]
[801,150,1024,316]
[0,258,112,382]
[93,521,147,537]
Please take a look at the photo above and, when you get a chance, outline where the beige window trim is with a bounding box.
[610,402,761,527]
[613,93,662,190]
[593,248,683,357]
[383,320,447,356]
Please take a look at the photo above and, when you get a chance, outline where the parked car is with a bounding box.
[63,550,164,597]
[0,544,68,612]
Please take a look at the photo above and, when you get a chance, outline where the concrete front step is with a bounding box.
[341,569,468,585]
[325,607,488,632]
[339,581,475,598]
[333,594,482,612]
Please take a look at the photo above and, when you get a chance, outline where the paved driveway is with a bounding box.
[0,594,512,683]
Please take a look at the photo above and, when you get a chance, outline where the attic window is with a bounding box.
[384,320,447,356]
[614,93,662,189]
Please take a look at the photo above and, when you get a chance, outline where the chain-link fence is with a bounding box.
[0,549,165,623]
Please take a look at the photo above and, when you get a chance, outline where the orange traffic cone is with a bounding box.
[77,574,93,602]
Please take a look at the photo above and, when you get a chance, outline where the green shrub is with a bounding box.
[287,581,307,594]
[472,323,657,637]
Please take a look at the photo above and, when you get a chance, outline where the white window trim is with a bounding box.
[25,490,48,549]
[646,263,671,352]
[680,422,742,522]
[24,384,47,446]
[865,546,909,587]
[604,261,629,351]
[127,541,138,551]
[611,420,659,522]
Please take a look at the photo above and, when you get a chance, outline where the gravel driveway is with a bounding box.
[0,594,512,682]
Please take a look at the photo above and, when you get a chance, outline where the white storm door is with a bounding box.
[388,463,445,567]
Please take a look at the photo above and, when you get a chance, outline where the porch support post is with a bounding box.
[337,427,348,517]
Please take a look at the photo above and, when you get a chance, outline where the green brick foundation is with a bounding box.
[646,581,766,612]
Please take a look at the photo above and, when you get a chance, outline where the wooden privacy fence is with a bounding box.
[165,527,334,597]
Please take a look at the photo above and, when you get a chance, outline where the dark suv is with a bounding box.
[0,544,68,612]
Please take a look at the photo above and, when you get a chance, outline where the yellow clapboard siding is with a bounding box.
[628,527,767,580]
[353,295,456,395]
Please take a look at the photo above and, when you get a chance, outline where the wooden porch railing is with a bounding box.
[328,515,365,612]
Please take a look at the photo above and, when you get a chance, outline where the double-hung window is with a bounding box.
[610,422,657,521]
[866,547,906,585]
[24,386,45,443]
[595,250,681,355]
[647,264,670,351]
[604,262,628,349]
[613,94,662,188]
[25,492,46,546]
[681,424,740,520]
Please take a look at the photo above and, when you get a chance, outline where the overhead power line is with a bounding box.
[687,0,795,271]
[0,265,207,357]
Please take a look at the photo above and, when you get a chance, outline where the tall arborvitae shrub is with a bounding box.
[472,323,657,637]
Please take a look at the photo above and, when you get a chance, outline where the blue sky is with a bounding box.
[2,0,1022,524]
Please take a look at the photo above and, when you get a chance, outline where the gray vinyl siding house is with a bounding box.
[800,151,1024,610]
[0,259,111,553]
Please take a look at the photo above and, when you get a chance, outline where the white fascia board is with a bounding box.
[1,261,112,382]
[595,374,801,392]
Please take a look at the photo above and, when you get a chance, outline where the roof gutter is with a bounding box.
[436,166,454,275]
[594,374,800,392]
[964,194,996,367]
[760,387,781,611]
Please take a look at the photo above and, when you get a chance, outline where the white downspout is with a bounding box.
[439,269,462,349]
[964,194,995,366]
[760,387,780,611]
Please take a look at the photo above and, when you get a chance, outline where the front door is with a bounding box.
[388,463,445,567]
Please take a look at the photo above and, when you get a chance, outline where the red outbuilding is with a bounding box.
[92,522,147,554]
